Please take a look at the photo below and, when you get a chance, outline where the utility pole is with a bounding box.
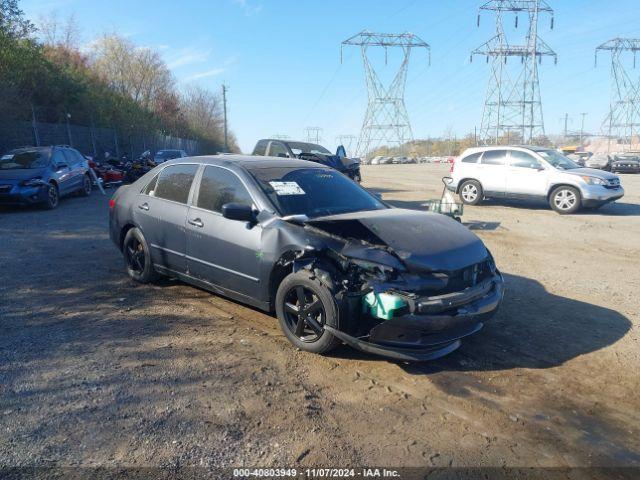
[222,83,229,152]
[579,112,588,144]
[560,113,570,138]
[341,31,430,159]
[595,38,640,153]
[472,0,557,145]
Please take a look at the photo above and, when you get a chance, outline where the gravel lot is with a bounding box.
[1,163,639,472]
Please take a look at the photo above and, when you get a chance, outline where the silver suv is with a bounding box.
[448,146,624,214]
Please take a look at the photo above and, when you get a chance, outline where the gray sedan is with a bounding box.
[109,155,504,361]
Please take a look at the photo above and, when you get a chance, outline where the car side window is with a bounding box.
[461,152,481,163]
[153,164,198,204]
[196,166,254,213]
[253,140,268,156]
[52,151,67,167]
[61,149,80,166]
[142,173,159,196]
[480,150,507,166]
[268,142,289,158]
[510,151,543,169]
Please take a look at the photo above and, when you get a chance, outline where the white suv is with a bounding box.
[448,146,624,214]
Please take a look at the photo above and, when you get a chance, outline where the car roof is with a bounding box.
[163,154,331,172]
[460,145,553,155]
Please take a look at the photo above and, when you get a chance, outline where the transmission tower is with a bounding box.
[341,31,430,158]
[304,127,323,144]
[595,38,640,152]
[335,134,358,156]
[472,1,557,145]
[271,134,290,140]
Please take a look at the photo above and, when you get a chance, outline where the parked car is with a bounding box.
[109,155,504,361]
[0,145,92,209]
[252,139,361,182]
[611,152,640,174]
[449,146,624,214]
[154,149,188,164]
[584,154,612,171]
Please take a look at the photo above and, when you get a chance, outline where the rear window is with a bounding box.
[461,152,481,163]
[480,150,507,166]
[153,164,198,204]
[0,150,50,170]
[253,140,268,156]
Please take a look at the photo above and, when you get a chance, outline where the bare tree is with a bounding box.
[38,12,80,50]
[181,84,224,141]
[90,34,174,111]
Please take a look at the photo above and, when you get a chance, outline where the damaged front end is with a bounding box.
[284,210,505,361]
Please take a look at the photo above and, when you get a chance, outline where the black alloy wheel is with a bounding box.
[282,286,326,343]
[125,236,146,275]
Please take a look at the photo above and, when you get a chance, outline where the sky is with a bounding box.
[20,0,640,154]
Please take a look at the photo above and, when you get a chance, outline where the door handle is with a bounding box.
[188,218,204,228]
[138,203,149,211]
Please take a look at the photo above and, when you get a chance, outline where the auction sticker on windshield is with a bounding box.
[269,181,305,195]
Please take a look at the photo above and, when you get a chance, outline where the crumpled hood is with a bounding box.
[0,167,47,182]
[564,168,618,180]
[308,208,488,272]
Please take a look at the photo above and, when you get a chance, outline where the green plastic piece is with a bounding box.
[363,292,407,320]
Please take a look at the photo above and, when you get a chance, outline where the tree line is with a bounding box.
[0,0,236,153]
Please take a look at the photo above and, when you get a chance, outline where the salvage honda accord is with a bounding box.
[109,155,504,360]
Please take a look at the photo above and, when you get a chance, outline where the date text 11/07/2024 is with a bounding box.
[233,468,401,478]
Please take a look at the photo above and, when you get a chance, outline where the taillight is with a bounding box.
[109,199,116,210]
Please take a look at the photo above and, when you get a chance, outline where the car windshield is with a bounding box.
[250,167,387,218]
[287,142,331,156]
[537,150,580,170]
[0,150,49,170]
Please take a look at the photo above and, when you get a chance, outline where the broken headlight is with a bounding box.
[350,259,397,280]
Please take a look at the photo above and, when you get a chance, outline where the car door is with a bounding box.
[51,150,75,195]
[185,165,262,296]
[133,163,199,273]
[476,149,508,196]
[505,150,549,197]
[63,149,84,191]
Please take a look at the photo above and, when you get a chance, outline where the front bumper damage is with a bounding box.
[331,273,504,361]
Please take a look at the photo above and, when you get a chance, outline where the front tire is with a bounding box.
[123,227,158,283]
[275,270,341,354]
[550,186,581,214]
[43,183,59,210]
[459,180,483,205]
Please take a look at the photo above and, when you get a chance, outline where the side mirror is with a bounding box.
[336,145,346,158]
[222,203,255,222]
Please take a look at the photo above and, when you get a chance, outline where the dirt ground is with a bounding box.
[1,164,639,473]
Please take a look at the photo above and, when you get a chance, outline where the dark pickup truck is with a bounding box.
[252,139,361,182]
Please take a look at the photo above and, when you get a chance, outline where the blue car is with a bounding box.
[0,146,92,209]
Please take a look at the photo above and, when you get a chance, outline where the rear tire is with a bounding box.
[79,174,92,197]
[549,186,581,214]
[459,180,483,205]
[275,270,341,354]
[123,227,159,283]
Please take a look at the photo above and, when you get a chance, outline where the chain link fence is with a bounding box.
[0,114,199,159]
